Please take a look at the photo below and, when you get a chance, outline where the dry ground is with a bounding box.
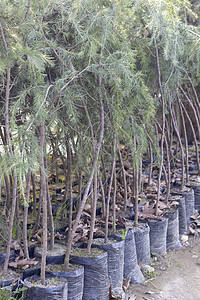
[127,235,200,300]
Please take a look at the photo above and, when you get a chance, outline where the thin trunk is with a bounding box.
[185,85,200,127]
[148,143,153,186]
[3,67,18,276]
[169,102,185,189]
[36,201,41,230]
[64,134,102,270]
[23,169,31,259]
[45,155,54,250]
[101,156,108,199]
[64,75,104,270]
[118,146,127,211]
[185,72,200,116]
[162,164,168,190]
[46,181,54,250]
[4,175,10,217]
[35,175,43,230]
[138,155,142,193]
[3,173,17,276]
[180,86,200,142]
[134,166,139,226]
[31,173,37,215]
[87,171,98,253]
[154,38,165,216]
[112,162,117,233]
[179,99,189,182]
[180,100,200,173]
[156,120,171,203]
[4,69,11,147]
[164,137,171,203]
[55,157,59,184]
[82,95,99,254]
[61,188,68,222]
[165,118,173,195]
[0,126,6,146]
[78,170,82,212]
[66,138,73,234]
[165,118,173,164]
[40,122,47,285]
[105,153,116,243]
[15,189,20,240]
[62,157,69,222]
[0,131,10,215]
[168,118,175,169]
[99,175,106,218]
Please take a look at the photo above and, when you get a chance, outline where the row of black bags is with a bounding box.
[1,188,195,300]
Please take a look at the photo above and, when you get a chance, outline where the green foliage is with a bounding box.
[121,227,131,240]
[0,0,200,232]
[0,284,27,300]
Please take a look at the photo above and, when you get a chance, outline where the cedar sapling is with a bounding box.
[169,101,185,190]
[178,98,189,182]
[23,169,31,260]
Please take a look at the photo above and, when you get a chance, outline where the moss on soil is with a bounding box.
[92,238,118,245]
[25,275,67,288]
[35,243,67,256]
[46,263,81,272]
[71,247,104,257]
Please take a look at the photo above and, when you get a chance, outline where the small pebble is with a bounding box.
[142,264,155,273]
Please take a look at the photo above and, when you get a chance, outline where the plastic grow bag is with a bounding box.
[22,267,41,281]
[46,264,84,300]
[70,250,109,300]
[192,185,200,211]
[133,223,150,264]
[165,208,181,249]
[0,250,15,265]
[23,273,68,300]
[182,189,195,227]
[176,196,187,236]
[34,243,66,265]
[0,279,13,289]
[28,246,35,259]
[92,238,124,294]
[118,230,145,284]
[147,218,168,255]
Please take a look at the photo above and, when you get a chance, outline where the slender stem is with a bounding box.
[66,137,73,234]
[31,173,37,215]
[64,74,104,270]
[154,38,165,216]
[87,171,98,253]
[180,86,200,142]
[155,119,171,203]
[169,102,185,189]
[105,147,116,243]
[138,155,143,193]
[78,170,83,212]
[40,123,47,286]
[99,175,106,218]
[180,100,200,173]
[3,67,18,276]
[3,173,17,276]
[0,21,8,53]
[134,165,139,226]
[118,146,127,211]
[112,160,117,233]
[178,98,189,182]
[23,169,31,259]
[148,143,153,186]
